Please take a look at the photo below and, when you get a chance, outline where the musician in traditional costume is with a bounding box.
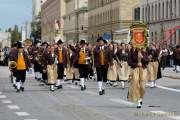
[8,43,18,89]
[55,40,67,89]
[148,43,159,88]
[107,43,118,87]
[74,40,91,91]
[43,45,57,91]
[69,44,80,85]
[66,47,74,82]
[12,42,31,92]
[173,45,180,73]
[116,43,130,89]
[93,37,113,95]
[40,42,49,84]
[31,41,42,81]
[128,47,149,108]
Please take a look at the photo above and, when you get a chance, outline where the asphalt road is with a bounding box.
[0,66,180,120]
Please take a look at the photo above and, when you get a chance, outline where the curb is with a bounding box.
[163,75,180,80]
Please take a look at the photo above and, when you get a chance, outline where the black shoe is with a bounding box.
[84,85,86,90]
[50,89,55,92]
[140,101,143,105]
[137,105,141,109]
[13,84,17,89]
[50,88,55,92]
[37,78,41,81]
[57,85,63,89]
[81,86,83,91]
[20,87,24,92]
[16,89,20,93]
[102,89,105,95]
[35,77,37,80]
[75,82,78,86]
[99,91,103,95]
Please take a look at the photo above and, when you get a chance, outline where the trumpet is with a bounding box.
[8,61,17,69]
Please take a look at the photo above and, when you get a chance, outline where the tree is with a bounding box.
[8,25,21,46]
[31,12,41,43]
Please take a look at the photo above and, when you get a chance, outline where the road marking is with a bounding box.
[109,98,134,106]
[67,85,79,89]
[157,85,180,93]
[0,95,7,98]
[147,84,180,93]
[2,100,12,104]
[8,105,20,110]
[85,91,97,95]
[24,119,38,120]
[169,116,180,120]
[150,111,167,114]
[15,112,30,116]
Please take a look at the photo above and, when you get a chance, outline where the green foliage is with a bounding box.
[7,25,21,46]
[31,12,41,42]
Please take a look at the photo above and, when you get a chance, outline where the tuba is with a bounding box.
[8,61,17,69]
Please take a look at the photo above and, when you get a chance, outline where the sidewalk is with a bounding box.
[162,67,180,79]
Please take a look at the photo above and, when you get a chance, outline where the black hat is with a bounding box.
[41,42,49,46]
[80,40,86,45]
[12,42,18,47]
[96,37,107,43]
[34,40,41,45]
[57,39,63,45]
[17,41,23,49]
[176,45,180,49]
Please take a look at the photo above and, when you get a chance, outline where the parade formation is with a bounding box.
[6,23,180,110]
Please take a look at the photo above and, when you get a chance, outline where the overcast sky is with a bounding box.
[0,0,32,31]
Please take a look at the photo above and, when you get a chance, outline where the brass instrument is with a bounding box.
[8,61,17,69]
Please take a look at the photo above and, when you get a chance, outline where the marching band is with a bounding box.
[9,24,164,109]
[8,34,165,108]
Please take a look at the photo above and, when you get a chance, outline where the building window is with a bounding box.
[174,0,177,17]
[158,3,161,20]
[151,5,154,21]
[103,12,105,24]
[155,32,157,43]
[166,1,169,19]
[134,7,140,21]
[170,0,173,18]
[155,4,157,21]
[179,0,180,16]
[162,2,164,19]
[142,7,144,21]
[151,32,154,41]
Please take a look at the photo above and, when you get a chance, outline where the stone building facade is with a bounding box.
[41,0,65,43]
[88,0,140,43]
[32,0,47,21]
[140,0,180,46]
[63,0,88,44]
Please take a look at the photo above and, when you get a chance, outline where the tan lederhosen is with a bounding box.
[148,61,159,81]
[107,60,118,81]
[47,65,57,84]
[128,67,148,102]
[117,61,130,81]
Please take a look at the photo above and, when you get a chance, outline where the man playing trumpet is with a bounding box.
[10,41,31,93]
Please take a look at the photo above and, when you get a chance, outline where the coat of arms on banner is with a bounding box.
[130,23,148,49]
